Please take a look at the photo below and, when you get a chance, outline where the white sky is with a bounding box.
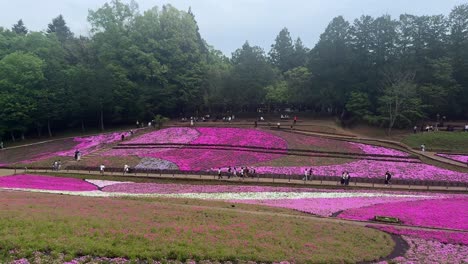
[0,0,466,56]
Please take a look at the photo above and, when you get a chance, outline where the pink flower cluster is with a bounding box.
[191,127,287,149]
[0,174,97,191]
[255,159,468,182]
[19,132,124,164]
[379,236,468,264]
[57,132,123,157]
[348,142,410,157]
[104,127,288,170]
[233,196,434,217]
[368,225,468,245]
[124,127,200,144]
[437,153,468,164]
[102,182,325,194]
[338,197,468,230]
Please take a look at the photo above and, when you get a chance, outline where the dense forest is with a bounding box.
[0,0,467,140]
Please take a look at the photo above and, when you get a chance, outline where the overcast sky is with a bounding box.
[0,0,466,56]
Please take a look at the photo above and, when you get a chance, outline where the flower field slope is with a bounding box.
[1,174,466,262]
[255,159,468,182]
[437,153,468,164]
[125,127,200,144]
[376,236,468,264]
[338,197,468,230]
[0,174,97,191]
[0,191,394,263]
[1,132,124,166]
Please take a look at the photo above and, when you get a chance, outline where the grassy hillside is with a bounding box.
[0,191,393,263]
[402,132,468,153]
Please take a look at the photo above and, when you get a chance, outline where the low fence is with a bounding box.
[7,165,467,190]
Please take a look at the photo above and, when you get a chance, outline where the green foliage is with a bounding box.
[0,1,468,139]
[153,114,169,129]
[12,19,28,35]
[346,91,372,121]
[264,80,289,106]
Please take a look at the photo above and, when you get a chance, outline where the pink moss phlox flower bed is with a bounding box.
[368,225,468,245]
[377,236,468,264]
[348,142,410,157]
[191,127,287,149]
[0,175,97,191]
[57,132,123,156]
[149,149,284,170]
[232,196,435,217]
[255,159,468,182]
[124,127,200,144]
[436,153,468,164]
[102,183,327,194]
[104,128,288,170]
[338,197,468,230]
[19,132,124,164]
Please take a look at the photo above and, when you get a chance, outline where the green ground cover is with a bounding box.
[402,132,468,152]
[0,191,394,263]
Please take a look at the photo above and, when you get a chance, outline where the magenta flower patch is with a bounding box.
[232,196,434,217]
[437,153,468,164]
[381,236,468,264]
[338,197,468,230]
[349,142,410,157]
[103,127,288,170]
[0,174,97,191]
[125,127,200,144]
[255,159,468,182]
[368,225,468,245]
[102,182,325,194]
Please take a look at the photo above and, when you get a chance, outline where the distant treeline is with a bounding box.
[0,0,467,140]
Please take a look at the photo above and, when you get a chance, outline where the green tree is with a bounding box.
[0,52,44,140]
[378,71,423,134]
[227,41,276,111]
[449,4,468,117]
[346,91,372,121]
[308,16,353,113]
[12,19,28,35]
[47,15,74,43]
[269,28,295,72]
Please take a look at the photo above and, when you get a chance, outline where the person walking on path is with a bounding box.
[294,116,297,125]
[77,151,81,161]
[341,172,346,185]
[303,168,309,181]
[345,172,351,186]
[100,164,105,175]
[74,150,79,160]
[218,168,222,179]
[0,141,3,149]
[124,164,129,174]
[413,125,417,134]
[420,144,425,152]
[121,134,125,141]
[384,171,392,185]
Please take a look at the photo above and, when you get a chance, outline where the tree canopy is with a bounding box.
[0,1,467,140]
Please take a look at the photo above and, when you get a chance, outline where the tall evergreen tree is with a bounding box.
[269,28,295,72]
[12,19,28,35]
[47,15,73,43]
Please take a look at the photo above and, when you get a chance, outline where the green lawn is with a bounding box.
[402,132,468,152]
[0,191,394,263]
